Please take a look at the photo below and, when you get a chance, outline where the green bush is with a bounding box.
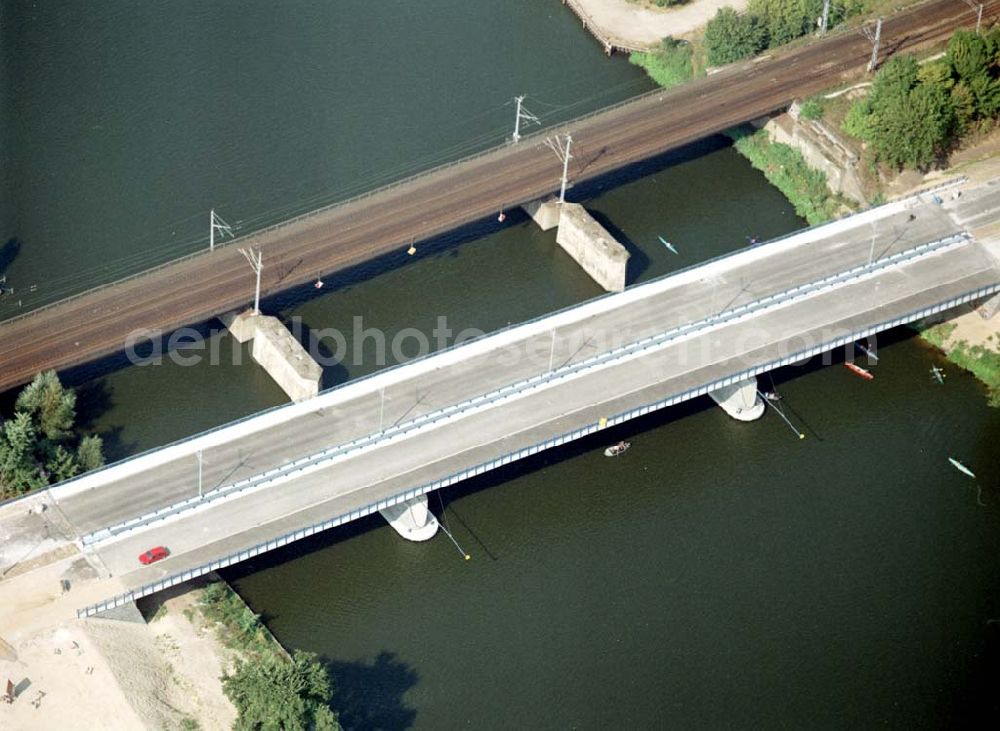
[200,581,274,656]
[629,37,694,89]
[798,97,823,120]
[704,7,768,65]
[841,98,875,139]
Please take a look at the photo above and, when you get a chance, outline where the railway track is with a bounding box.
[0,0,994,394]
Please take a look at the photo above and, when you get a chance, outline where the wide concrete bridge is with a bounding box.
[12,179,996,618]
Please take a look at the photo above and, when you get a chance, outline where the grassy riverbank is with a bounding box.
[629,37,698,89]
[918,319,1000,406]
[199,579,287,659]
[199,579,342,729]
[727,126,844,225]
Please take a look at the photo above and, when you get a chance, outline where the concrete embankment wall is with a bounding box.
[762,101,867,205]
[555,203,630,292]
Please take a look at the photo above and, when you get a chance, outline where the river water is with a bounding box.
[3,1,999,728]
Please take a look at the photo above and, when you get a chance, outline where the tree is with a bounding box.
[704,7,768,66]
[0,413,46,495]
[948,30,992,86]
[77,435,105,473]
[841,54,957,169]
[950,81,977,136]
[46,445,79,483]
[868,54,920,108]
[0,371,104,498]
[16,369,76,441]
[222,651,340,731]
[870,81,954,169]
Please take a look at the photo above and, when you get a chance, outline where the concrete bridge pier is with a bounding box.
[709,377,765,421]
[556,203,630,292]
[220,311,322,402]
[379,495,439,541]
[523,196,630,292]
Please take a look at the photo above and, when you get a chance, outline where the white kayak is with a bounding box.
[949,457,976,478]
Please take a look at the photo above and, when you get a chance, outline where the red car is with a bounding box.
[138,546,170,565]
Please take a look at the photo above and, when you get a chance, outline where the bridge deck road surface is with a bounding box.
[0,0,996,394]
[53,191,977,533]
[90,233,1000,589]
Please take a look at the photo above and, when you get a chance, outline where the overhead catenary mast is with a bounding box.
[962,0,984,33]
[209,208,234,252]
[238,246,263,316]
[861,17,883,73]
[544,133,574,204]
[511,95,540,143]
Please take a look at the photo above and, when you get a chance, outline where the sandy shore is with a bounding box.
[0,577,236,730]
[569,0,749,46]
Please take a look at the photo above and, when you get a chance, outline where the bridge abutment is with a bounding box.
[91,599,146,623]
[521,196,561,231]
[976,291,1000,319]
[220,311,322,402]
[379,495,439,541]
[709,377,765,421]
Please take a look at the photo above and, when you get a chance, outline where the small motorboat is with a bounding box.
[843,362,874,380]
[930,365,946,384]
[604,441,630,457]
[762,391,782,402]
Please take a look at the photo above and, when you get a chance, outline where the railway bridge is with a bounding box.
[0,0,993,395]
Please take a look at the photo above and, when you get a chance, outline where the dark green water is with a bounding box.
[228,337,1000,728]
[0,0,652,313]
[3,2,999,728]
